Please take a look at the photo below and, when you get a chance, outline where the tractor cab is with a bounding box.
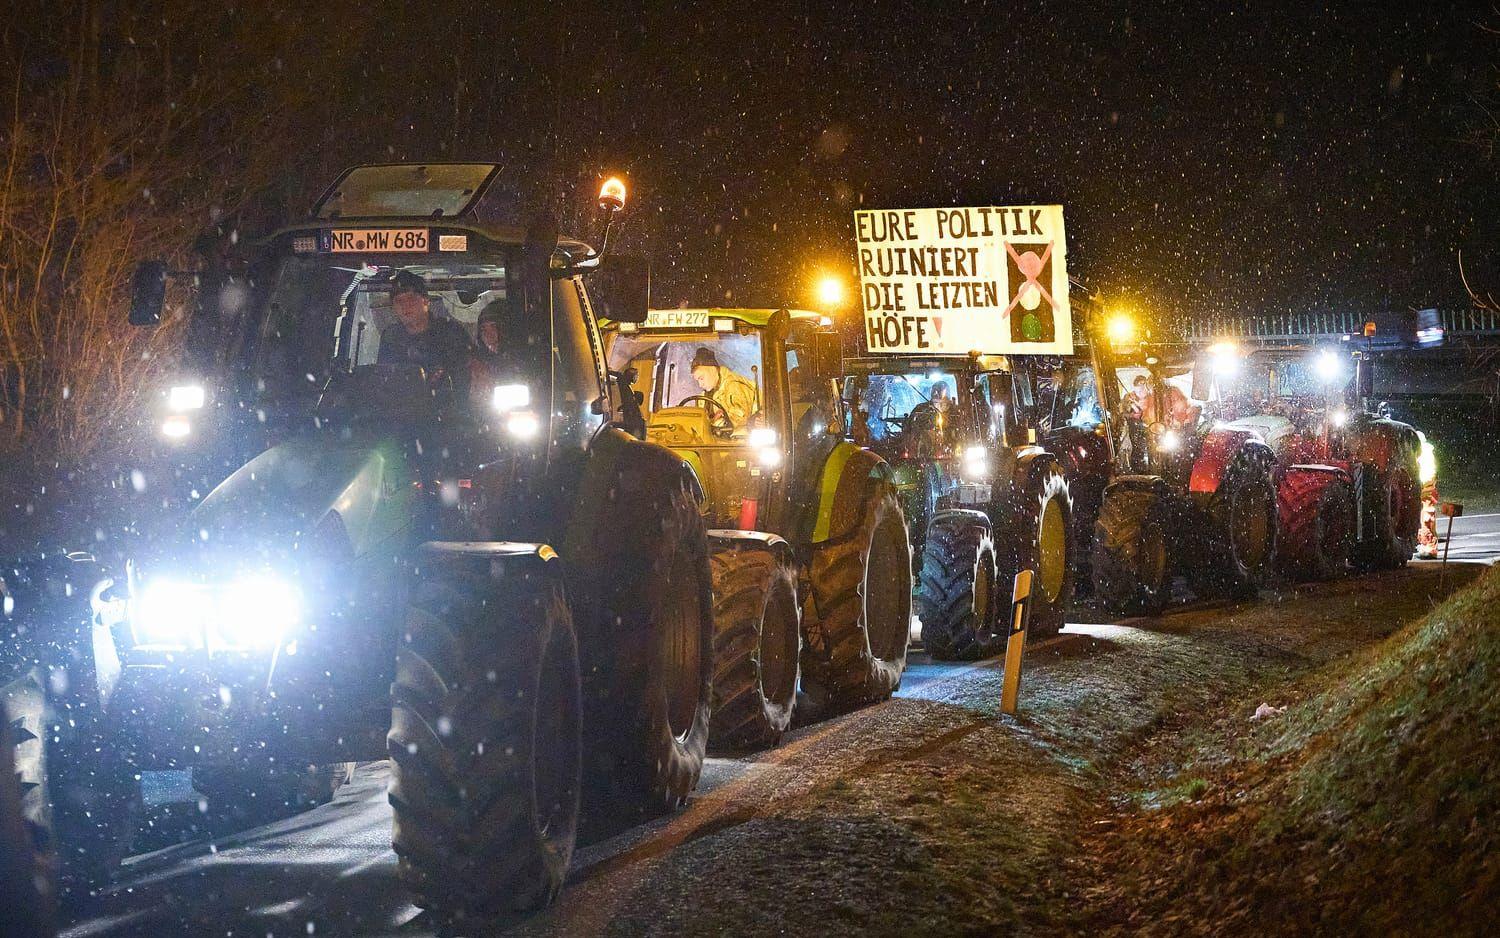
[603,307,845,532]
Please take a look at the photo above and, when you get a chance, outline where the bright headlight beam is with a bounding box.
[491,383,530,413]
[168,384,206,411]
[1314,350,1343,384]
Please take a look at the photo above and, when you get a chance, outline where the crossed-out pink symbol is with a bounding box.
[1003,241,1054,317]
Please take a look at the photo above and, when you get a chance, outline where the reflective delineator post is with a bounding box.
[1001,569,1033,715]
[1439,502,1463,590]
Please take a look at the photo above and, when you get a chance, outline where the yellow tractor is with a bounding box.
[604,308,912,748]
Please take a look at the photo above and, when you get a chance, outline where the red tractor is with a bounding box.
[1037,313,1279,613]
[1198,343,1425,578]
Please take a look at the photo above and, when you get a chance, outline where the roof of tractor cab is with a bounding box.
[843,353,1013,375]
[256,161,594,259]
[604,307,824,330]
[654,308,823,327]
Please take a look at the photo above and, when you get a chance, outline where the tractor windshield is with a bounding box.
[847,372,959,443]
[240,253,518,426]
[607,331,766,436]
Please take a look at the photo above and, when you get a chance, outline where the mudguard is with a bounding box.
[807,442,892,546]
[1189,428,1266,495]
[707,529,793,563]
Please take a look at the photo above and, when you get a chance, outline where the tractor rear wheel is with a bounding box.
[1277,470,1354,581]
[707,541,800,752]
[388,553,581,924]
[916,511,1000,661]
[1090,486,1169,614]
[999,465,1074,638]
[585,478,713,820]
[1191,446,1277,599]
[803,484,912,707]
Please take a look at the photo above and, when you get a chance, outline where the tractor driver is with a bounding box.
[377,271,474,390]
[689,347,758,429]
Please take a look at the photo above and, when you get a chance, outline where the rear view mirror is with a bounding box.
[592,255,651,323]
[1190,359,1213,401]
[1355,356,1375,400]
[130,260,167,326]
[809,330,843,379]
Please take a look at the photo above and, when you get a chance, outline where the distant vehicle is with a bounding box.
[604,307,912,742]
[841,353,1073,659]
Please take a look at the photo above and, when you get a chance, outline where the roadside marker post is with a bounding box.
[1439,502,1463,590]
[1001,569,1033,715]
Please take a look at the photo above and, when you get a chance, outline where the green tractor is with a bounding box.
[24,164,719,926]
[604,308,912,747]
[842,354,1074,660]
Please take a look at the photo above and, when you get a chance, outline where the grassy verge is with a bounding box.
[1083,565,1500,934]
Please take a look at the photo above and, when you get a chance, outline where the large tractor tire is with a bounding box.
[3,669,140,905]
[192,761,356,827]
[1351,462,1418,571]
[1276,468,1354,582]
[388,550,582,924]
[1,705,51,938]
[585,477,713,819]
[802,483,912,708]
[707,539,800,752]
[1190,445,1277,599]
[916,511,1001,661]
[997,464,1074,638]
[1090,485,1170,615]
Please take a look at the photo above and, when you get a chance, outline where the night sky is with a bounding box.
[20,1,1498,323]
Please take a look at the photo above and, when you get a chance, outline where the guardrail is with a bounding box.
[1174,309,1500,346]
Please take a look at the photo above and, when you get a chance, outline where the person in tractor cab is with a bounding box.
[377,270,474,390]
[1163,384,1201,430]
[468,299,510,405]
[690,346,758,428]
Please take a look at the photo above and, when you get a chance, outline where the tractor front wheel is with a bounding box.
[707,540,800,751]
[803,484,912,707]
[388,552,581,925]
[916,511,1000,661]
[1090,486,1170,615]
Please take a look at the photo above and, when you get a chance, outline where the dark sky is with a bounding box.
[28,1,1496,323]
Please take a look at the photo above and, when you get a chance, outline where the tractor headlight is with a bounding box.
[1158,428,1183,453]
[961,444,989,480]
[131,573,302,651]
[1314,350,1343,384]
[491,383,530,413]
[1418,435,1437,485]
[168,384,206,411]
[749,427,781,467]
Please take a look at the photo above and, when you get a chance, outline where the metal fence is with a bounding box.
[1175,308,1500,346]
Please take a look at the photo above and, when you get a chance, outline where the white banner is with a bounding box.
[854,205,1072,355]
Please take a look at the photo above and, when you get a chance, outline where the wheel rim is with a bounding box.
[1231,482,1274,572]
[758,573,799,706]
[662,546,704,742]
[865,508,910,662]
[1037,495,1068,603]
[534,620,580,846]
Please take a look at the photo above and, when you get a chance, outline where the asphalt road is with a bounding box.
[60,539,1499,938]
[1431,510,1500,565]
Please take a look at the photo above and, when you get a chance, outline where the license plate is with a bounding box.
[323,228,429,252]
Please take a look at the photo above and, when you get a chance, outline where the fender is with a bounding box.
[1012,446,1060,491]
[1189,428,1263,495]
[706,529,794,565]
[929,508,991,533]
[1103,474,1171,498]
[417,539,562,571]
[808,442,892,545]
[583,426,705,506]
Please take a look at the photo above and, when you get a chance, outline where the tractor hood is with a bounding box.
[171,438,415,567]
